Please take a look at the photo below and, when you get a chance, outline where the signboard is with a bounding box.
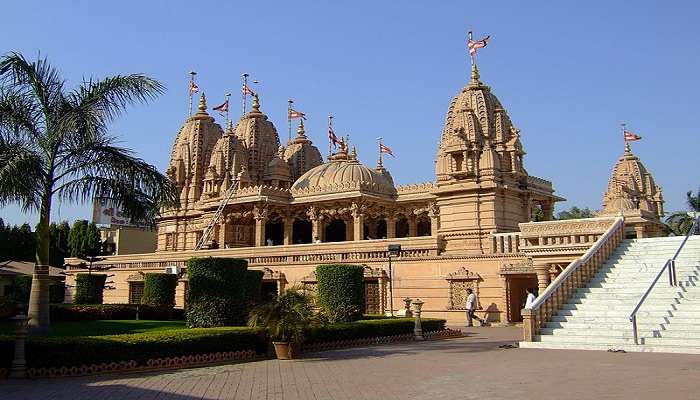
[92,198,133,227]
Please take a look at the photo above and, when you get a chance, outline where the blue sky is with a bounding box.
[1,0,699,226]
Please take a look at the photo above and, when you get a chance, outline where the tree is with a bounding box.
[48,221,70,267]
[556,206,594,220]
[68,219,101,259]
[0,53,178,333]
[665,188,700,236]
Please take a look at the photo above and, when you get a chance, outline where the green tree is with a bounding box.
[68,220,101,259]
[0,53,178,333]
[556,206,594,220]
[48,221,70,267]
[665,188,700,236]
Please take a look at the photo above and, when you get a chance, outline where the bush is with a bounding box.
[315,264,364,321]
[0,327,266,369]
[49,282,66,303]
[0,297,17,319]
[186,257,248,327]
[141,273,178,307]
[50,304,183,322]
[305,318,446,344]
[10,276,32,304]
[244,269,264,306]
[73,274,107,304]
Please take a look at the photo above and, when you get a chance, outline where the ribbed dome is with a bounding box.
[291,158,396,198]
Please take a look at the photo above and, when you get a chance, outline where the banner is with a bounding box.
[92,198,133,227]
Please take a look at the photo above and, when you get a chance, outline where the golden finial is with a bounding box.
[226,119,234,134]
[351,146,358,160]
[470,64,481,86]
[297,119,306,137]
[198,93,207,112]
[252,93,260,112]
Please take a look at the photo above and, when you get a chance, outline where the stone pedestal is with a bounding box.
[10,314,29,379]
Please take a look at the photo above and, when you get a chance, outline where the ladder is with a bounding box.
[195,179,240,250]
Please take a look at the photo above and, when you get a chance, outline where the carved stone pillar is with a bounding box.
[428,203,439,235]
[534,261,551,293]
[352,202,364,241]
[253,206,267,247]
[634,225,646,239]
[311,218,320,242]
[345,220,354,241]
[283,217,293,245]
[408,215,417,237]
[541,201,554,221]
[386,216,396,239]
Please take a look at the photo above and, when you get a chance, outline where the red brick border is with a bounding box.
[301,329,462,352]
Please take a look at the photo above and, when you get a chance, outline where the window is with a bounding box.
[129,282,144,304]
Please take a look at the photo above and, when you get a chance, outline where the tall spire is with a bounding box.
[198,93,207,113]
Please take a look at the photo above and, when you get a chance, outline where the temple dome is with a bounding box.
[283,120,323,181]
[232,94,281,185]
[435,65,526,182]
[291,144,396,199]
[601,144,664,217]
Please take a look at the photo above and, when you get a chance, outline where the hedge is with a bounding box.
[7,277,64,304]
[186,257,248,327]
[305,318,446,344]
[0,327,266,369]
[50,304,184,322]
[315,264,364,321]
[49,282,66,303]
[141,273,178,307]
[73,274,107,304]
[244,269,264,305]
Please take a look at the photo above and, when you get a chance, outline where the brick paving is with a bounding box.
[4,326,700,400]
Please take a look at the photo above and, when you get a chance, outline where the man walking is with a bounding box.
[465,288,485,327]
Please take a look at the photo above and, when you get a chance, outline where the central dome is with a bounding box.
[291,147,396,199]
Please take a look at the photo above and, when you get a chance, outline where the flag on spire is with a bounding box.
[623,130,641,142]
[328,126,340,148]
[242,85,256,96]
[379,143,395,157]
[289,108,306,120]
[213,100,229,113]
[189,81,199,94]
[468,33,490,55]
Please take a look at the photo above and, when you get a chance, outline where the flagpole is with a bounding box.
[621,123,627,151]
[225,92,231,126]
[377,137,383,167]
[242,73,249,116]
[328,115,333,158]
[468,31,475,67]
[288,99,293,143]
[188,71,197,116]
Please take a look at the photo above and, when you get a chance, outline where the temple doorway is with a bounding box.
[376,219,387,239]
[265,221,283,245]
[293,219,312,244]
[396,217,409,238]
[506,275,538,322]
[325,219,347,242]
[417,216,431,236]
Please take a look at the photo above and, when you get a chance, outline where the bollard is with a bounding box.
[412,299,424,341]
[403,297,413,317]
[10,314,30,379]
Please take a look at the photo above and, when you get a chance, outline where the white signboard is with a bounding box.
[92,198,132,227]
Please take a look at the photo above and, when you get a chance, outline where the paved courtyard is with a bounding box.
[4,327,700,400]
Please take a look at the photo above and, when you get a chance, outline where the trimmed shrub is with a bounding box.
[0,327,266,369]
[49,304,183,322]
[305,318,446,344]
[315,264,364,321]
[244,269,264,306]
[10,276,32,304]
[49,282,66,303]
[73,274,107,304]
[186,257,248,327]
[141,273,178,307]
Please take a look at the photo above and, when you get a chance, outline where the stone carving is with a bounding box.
[446,267,480,310]
[499,258,534,275]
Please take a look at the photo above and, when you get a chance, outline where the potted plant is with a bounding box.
[248,287,315,360]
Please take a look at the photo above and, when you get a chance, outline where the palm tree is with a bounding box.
[0,53,178,333]
[665,188,700,236]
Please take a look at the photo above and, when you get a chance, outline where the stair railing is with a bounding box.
[629,215,700,345]
[522,217,624,341]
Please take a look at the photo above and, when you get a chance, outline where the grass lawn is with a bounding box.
[0,319,186,337]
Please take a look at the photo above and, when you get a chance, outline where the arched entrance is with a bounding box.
[396,216,409,238]
[417,216,431,236]
[265,220,283,246]
[292,219,312,244]
[325,219,347,242]
[376,219,387,239]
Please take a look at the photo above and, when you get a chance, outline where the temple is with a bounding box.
[64,51,664,325]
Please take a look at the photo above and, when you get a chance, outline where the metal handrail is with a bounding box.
[629,215,700,345]
[526,217,624,311]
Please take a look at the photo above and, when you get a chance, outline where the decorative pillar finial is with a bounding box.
[297,119,305,137]
[198,93,207,112]
[252,93,260,112]
[470,63,481,85]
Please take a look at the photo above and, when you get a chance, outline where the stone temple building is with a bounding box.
[64,59,664,325]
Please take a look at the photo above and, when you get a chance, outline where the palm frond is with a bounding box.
[687,189,700,213]
[0,136,43,211]
[0,88,42,142]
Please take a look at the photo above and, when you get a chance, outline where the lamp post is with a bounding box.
[387,244,401,317]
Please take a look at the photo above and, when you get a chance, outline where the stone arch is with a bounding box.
[325,219,347,242]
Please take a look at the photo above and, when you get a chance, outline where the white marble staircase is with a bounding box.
[520,236,700,353]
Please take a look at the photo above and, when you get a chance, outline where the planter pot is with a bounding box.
[272,341,294,360]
